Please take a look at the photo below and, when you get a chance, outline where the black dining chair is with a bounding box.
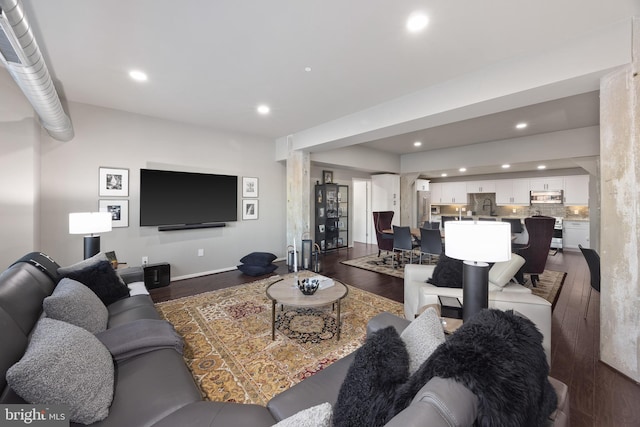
[392,226,415,269]
[478,217,496,221]
[419,228,443,264]
[579,244,601,319]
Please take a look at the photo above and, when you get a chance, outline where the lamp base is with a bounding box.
[462,261,490,322]
[83,235,101,259]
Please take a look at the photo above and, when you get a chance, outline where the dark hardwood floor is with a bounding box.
[150,243,640,427]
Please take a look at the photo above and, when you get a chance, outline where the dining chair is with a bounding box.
[373,211,394,257]
[419,228,443,264]
[478,217,496,221]
[392,225,415,269]
[515,216,555,286]
[579,244,601,319]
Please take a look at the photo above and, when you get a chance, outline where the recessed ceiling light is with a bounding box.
[406,12,429,33]
[537,165,547,170]
[129,70,148,82]
[516,122,528,129]
[413,141,422,147]
[459,167,467,172]
[441,173,448,177]
[304,66,312,72]
[257,104,270,115]
[502,164,511,169]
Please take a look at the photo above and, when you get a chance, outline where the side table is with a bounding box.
[417,303,463,335]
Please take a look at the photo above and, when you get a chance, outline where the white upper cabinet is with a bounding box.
[530,177,564,191]
[442,182,468,204]
[495,179,530,205]
[466,180,496,193]
[430,182,443,204]
[431,182,467,204]
[563,175,589,205]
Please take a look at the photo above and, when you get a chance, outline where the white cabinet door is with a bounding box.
[563,175,589,205]
[495,179,530,205]
[530,177,564,191]
[512,179,531,204]
[430,182,443,204]
[563,221,590,249]
[466,180,496,193]
[442,182,467,204]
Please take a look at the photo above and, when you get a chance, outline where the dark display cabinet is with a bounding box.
[315,183,348,252]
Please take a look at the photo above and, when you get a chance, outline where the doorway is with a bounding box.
[352,179,373,245]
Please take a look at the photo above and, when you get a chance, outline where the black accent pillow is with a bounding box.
[62,260,130,305]
[239,252,277,267]
[236,263,278,277]
[333,326,410,427]
[427,255,464,288]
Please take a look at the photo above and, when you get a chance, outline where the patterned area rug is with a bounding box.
[341,253,566,307]
[155,271,404,405]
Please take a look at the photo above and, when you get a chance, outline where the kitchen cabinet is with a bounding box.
[466,180,496,193]
[432,182,467,204]
[563,175,589,205]
[371,174,400,225]
[563,220,589,250]
[530,177,564,191]
[495,179,530,205]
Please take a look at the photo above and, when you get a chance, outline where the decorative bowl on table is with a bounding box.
[298,278,320,295]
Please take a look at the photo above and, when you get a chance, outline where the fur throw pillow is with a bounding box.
[62,260,130,306]
[391,309,557,427]
[427,254,464,288]
[333,326,409,427]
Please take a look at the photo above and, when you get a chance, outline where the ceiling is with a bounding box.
[4,0,638,174]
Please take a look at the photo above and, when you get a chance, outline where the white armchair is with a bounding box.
[404,255,553,362]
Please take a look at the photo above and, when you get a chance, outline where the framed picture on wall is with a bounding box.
[99,199,129,227]
[242,177,258,198]
[99,167,129,197]
[242,199,258,220]
[323,170,333,184]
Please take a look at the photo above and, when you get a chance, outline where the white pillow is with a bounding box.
[127,281,149,296]
[489,254,525,289]
[400,307,446,375]
[272,403,332,427]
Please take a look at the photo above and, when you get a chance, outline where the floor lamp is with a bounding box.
[69,212,113,259]
[444,221,512,322]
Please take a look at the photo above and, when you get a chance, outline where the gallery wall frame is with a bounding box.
[99,199,129,227]
[242,199,258,220]
[242,177,258,198]
[99,167,129,197]
[322,170,333,184]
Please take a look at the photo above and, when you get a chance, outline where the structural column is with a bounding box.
[286,136,311,255]
[599,17,640,382]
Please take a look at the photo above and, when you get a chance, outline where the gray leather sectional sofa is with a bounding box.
[0,252,569,426]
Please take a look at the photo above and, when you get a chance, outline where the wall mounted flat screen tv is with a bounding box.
[140,168,238,227]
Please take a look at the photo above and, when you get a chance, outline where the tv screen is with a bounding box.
[140,169,238,226]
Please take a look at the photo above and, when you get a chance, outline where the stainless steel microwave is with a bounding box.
[530,190,563,204]
[431,206,440,214]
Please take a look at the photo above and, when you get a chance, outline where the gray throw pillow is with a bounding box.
[272,403,332,427]
[44,278,109,334]
[57,252,108,276]
[6,318,114,425]
[400,307,446,375]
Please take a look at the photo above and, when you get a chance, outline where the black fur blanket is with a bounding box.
[390,309,557,427]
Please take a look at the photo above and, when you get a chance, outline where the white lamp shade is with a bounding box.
[445,221,512,263]
[69,212,113,235]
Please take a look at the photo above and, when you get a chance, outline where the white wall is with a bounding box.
[37,102,287,278]
[0,72,40,268]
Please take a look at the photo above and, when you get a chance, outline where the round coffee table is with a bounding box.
[266,276,348,340]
